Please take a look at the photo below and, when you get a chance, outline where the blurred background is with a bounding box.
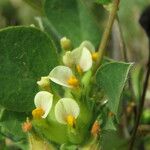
[0,0,39,27]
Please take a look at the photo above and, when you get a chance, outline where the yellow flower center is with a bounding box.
[66,115,75,127]
[76,65,83,74]
[67,76,79,87]
[92,52,99,61]
[32,107,45,119]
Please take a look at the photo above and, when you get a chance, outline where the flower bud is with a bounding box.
[37,76,50,91]
[60,37,72,50]
[91,120,100,136]
[22,118,32,132]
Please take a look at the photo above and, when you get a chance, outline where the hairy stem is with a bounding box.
[129,40,150,150]
[94,0,120,73]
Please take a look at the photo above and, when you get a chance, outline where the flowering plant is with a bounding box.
[0,0,149,150]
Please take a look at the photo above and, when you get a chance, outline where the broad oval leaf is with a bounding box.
[96,62,133,114]
[0,26,58,112]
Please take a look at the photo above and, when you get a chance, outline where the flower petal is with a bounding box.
[80,41,95,53]
[69,47,81,65]
[34,91,53,118]
[78,47,92,71]
[63,51,74,66]
[55,98,80,124]
[49,66,73,88]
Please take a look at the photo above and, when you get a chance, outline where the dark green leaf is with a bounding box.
[44,0,102,46]
[0,110,27,141]
[101,130,128,150]
[0,26,58,112]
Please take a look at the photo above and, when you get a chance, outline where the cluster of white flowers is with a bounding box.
[32,39,98,128]
[32,91,79,127]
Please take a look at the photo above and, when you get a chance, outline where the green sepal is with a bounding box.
[32,119,68,144]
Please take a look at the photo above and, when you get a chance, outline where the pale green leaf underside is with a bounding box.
[96,62,133,114]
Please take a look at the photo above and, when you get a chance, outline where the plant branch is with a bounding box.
[23,0,43,14]
[129,40,150,150]
[116,15,128,61]
[94,0,120,73]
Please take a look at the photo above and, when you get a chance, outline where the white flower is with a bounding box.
[32,91,53,119]
[80,41,95,53]
[72,47,93,72]
[80,41,99,61]
[55,98,80,127]
[49,66,79,88]
[63,46,92,73]
[63,41,99,73]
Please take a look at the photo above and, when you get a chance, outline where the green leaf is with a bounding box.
[103,116,116,131]
[0,26,58,112]
[96,0,112,5]
[101,130,128,150]
[41,17,61,53]
[131,64,143,101]
[44,0,102,46]
[96,62,133,114]
[0,110,27,141]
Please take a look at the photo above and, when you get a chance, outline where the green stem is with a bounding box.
[23,0,43,14]
[94,0,120,73]
[116,15,128,61]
